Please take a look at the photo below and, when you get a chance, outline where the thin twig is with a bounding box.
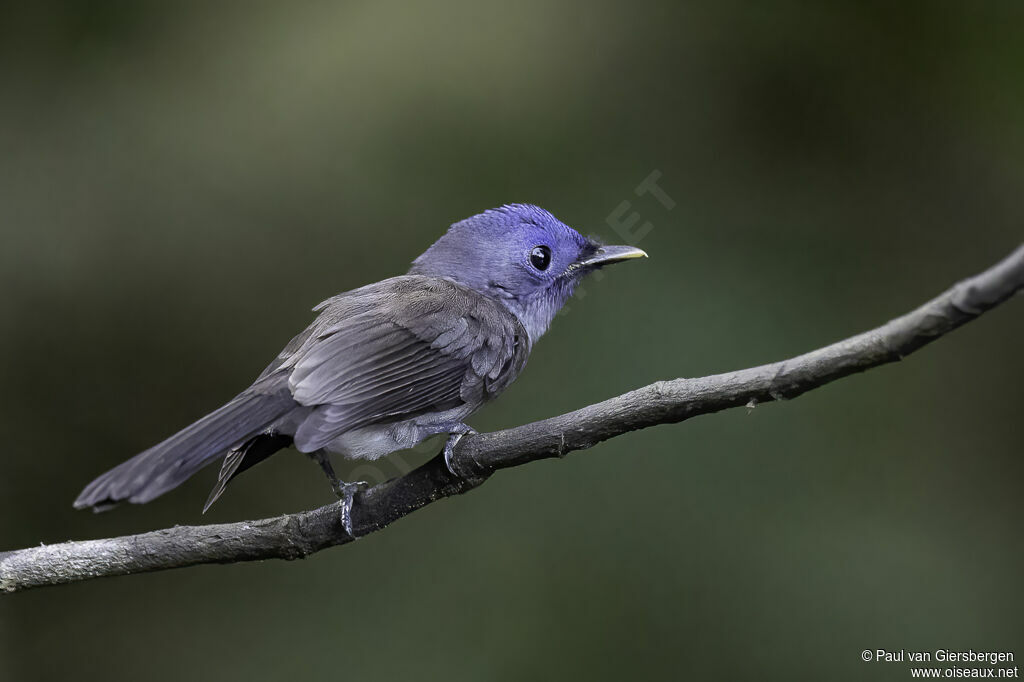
[2,245,1022,594]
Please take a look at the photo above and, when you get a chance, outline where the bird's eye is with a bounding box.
[530,245,552,271]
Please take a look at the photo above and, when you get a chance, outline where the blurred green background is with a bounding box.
[1,2,1021,680]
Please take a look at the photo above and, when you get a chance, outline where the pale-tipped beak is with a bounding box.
[573,244,649,270]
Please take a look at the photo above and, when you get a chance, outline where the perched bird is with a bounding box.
[74,204,646,529]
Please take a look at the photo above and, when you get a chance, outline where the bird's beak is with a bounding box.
[573,244,648,270]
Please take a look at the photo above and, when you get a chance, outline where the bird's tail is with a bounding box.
[74,387,296,511]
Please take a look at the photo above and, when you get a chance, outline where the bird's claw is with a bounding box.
[332,480,368,537]
[443,428,480,480]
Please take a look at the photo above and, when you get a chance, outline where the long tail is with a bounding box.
[74,387,296,511]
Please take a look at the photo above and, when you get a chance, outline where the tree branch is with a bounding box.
[3,245,1022,594]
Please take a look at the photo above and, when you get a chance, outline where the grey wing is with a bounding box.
[256,323,317,381]
[281,277,528,452]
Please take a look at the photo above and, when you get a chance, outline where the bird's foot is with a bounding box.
[308,449,366,536]
[331,479,368,538]
[443,428,480,481]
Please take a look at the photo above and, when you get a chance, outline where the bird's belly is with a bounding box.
[320,404,475,460]
[320,422,413,460]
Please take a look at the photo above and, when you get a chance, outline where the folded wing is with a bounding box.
[281,276,528,452]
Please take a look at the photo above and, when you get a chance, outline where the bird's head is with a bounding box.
[409,204,647,343]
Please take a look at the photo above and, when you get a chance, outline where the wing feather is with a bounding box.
[283,276,529,453]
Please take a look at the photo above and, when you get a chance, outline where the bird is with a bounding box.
[73,204,647,531]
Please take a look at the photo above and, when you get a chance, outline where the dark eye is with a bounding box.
[530,245,551,271]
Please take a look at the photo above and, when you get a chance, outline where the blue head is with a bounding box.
[409,204,646,343]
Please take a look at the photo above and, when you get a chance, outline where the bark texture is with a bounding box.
[2,245,1022,594]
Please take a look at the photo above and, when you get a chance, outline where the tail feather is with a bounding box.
[203,432,293,513]
[74,387,296,510]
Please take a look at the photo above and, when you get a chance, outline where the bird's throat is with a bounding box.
[498,277,579,346]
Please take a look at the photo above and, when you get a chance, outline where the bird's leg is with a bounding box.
[308,450,367,537]
[442,426,479,480]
